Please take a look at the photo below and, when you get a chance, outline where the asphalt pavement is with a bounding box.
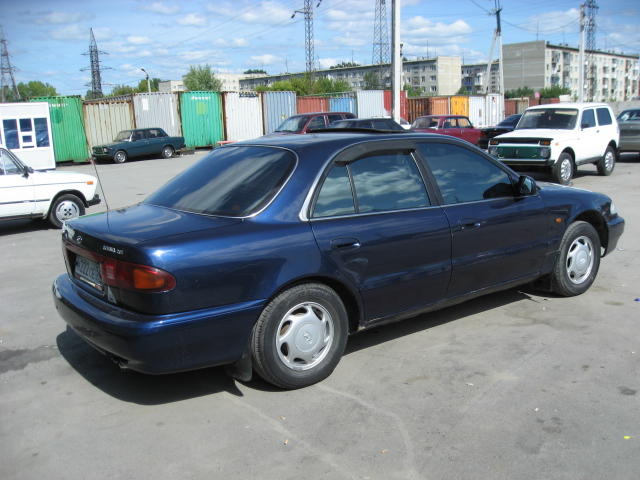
[1,151,639,480]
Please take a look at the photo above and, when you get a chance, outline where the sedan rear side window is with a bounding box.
[145,146,295,217]
[417,143,513,204]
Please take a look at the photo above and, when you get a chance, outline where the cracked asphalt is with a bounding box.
[1,151,639,480]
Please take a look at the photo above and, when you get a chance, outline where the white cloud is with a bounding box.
[142,2,181,15]
[250,54,281,65]
[524,8,580,34]
[319,57,342,69]
[404,17,472,38]
[127,36,151,45]
[233,38,248,47]
[239,2,291,24]
[181,50,216,61]
[178,13,207,27]
[34,12,93,25]
[49,25,111,41]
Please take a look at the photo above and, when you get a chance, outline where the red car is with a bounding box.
[272,112,356,135]
[412,115,482,146]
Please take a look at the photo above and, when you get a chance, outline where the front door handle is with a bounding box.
[330,237,361,250]
[459,220,482,230]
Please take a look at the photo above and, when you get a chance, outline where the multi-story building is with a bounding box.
[461,61,500,94]
[239,57,462,96]
[158,80,186,93]
[503,40,639,101]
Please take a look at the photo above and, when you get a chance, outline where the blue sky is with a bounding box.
[2,0,639,96]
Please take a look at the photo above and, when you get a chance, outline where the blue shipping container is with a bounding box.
[262,91,297,134]
[329,97,356,115]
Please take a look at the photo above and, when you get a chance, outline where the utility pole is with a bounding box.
[578,4,585,102]
[391,0,401,122]
[0,26,20,102]
[81,28,109,99]
[584,0,598,101]
[141,68,151,93]
[372,0,390,88]
[483,0,503,100]
[292,1,322,75]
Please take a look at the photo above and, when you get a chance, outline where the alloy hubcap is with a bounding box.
[604,151,614,171]
[164,147,172,157]
[566,235,594,284]
[560,158,572,181]
[276,302,334,371]
[55,200,80,222]
[115,152,125,162]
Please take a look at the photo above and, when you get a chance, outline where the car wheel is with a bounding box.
[161,146,175,159]
[552,152,574,185]
[114,150,127,164]
[251,283,348,389]
[550,221,601,296]
[597,146,616,176]
[49,194,85,228]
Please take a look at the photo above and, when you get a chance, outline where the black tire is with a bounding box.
[551,152,574,185]
[550,221,601,296]
[597,145,616,176]
[251,283,348,389]
[113,150,127,164]
[48,194,85,228]
[161,146,175,159]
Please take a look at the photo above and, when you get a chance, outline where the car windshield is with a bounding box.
[516,109,578,130]
[144,146,296,217]
[498,115,521,127]
[617,110,640,122]
[275,117,308,133]
[114,130,132,141]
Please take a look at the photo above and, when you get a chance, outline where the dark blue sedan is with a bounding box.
[53,132,624,389]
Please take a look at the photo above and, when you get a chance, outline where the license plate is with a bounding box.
[75,255,103,291]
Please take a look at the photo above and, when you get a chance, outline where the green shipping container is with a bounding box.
[179,92,224,148]
[31,96,89,163]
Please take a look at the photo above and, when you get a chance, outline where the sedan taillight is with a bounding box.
[101,258,176,292]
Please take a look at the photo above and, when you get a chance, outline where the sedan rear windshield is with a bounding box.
[516,109,578,130]
[145,146,296,217]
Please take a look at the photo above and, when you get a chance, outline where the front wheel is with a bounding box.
[552,153,574,185]
[597,146,616,176]
[48,194,85,228]
[550,221,601,296]
[113,150,127,164]
[251,283,349,389]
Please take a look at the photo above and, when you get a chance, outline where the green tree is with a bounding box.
[256,74,350,96]
[404,84,423,97]
[14,81,58,100]
[539,86,571,98]
[330,62,360,69]
[363,72,381,90]
[136,77,161,92]
[109,84,137,97]
[505,86,534,98]
[183,65,222,91]
[244,69,267,74]
[456,86,471,95]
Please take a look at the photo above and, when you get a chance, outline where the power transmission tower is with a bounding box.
[292,1,322,75]
[81,28,109,99]
[483,0,504,99]
[584,0,598,101]
[0,26,20,102]
[372,0,390,88]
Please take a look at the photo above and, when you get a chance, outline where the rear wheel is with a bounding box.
[49,194,85,228]
[251,283,348,389]
[161,146,175,159]
[552,152,574,185]
[114,150,127,164]
[550,221,601,296]
[597,146,616,176]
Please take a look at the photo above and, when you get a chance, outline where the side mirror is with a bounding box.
[22,165,33,178]
[517,175,537,196]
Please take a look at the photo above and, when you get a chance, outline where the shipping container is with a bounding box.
[83,98,135,151]
[329,93,357,114]
[505,99,517,116]
[450,95,469,117]
[517,98,530,113]
[263,91,296,134]
[2,101,55,169]
[540,97,560,104]
[428,97,450,115]
[179,92,224,148]
[383,90,408,120]
[485,94,504,126]
[356,90,386,118]
[407,98,429,123]
[131,92,182,137]
[32,96,88,163]
[223,92,263,142]
[468,96,485,127]
[297,96,328,114]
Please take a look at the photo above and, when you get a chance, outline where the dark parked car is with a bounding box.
[271,112,355,134]
[53,132,624,389]
[412,115,482,145]
[617,109,640,155]
[92,128,185,164]
[328,117,405,131]
[478,114,522,149]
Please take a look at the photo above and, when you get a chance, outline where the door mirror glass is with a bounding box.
[517,175,537,196]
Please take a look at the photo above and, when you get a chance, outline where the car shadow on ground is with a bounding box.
[56,328,244,405]
[0,218,52,236]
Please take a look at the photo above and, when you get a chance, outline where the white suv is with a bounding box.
[0,145,100,228]
[488,103,619,184]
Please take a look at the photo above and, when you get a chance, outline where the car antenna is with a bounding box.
[89,157,112,231]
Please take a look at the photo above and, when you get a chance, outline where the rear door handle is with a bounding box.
[459,220,482,230]
[330,237,361,250]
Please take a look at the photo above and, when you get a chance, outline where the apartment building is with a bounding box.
[503,40,639,101]
[461,61,500,94]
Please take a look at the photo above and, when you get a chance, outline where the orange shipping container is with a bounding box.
[450,95,469,117]
[428,97,450,115]
[296,96,328,114]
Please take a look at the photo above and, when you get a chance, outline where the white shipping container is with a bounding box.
[356,90,386,118]
[468,96,485,127]
[485,94,504,127]
[224,92,263,142]
[83,100,135,150]
[132,92,182,137]
[0,102,55,170]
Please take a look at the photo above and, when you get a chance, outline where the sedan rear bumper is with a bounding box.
[52,274,264,374]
